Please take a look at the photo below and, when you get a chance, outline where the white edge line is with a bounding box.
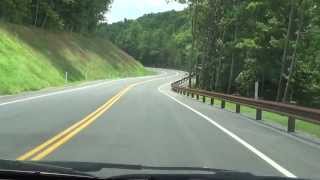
[158,82,297,178]
[0,80,119,107]
[0,70,166,107]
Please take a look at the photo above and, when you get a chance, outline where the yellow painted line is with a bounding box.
[31,86,131,160]
[17,85,133,161]
[16,74,168,161]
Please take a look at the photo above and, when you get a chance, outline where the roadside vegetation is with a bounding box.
[102,0,320,109]
[98,10,191,69]
[0,0,150,95]
[0,22,149,94]
[101,0,320,138]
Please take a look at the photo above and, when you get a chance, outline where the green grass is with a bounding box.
[189,95,320,138]
[0,22,150,94]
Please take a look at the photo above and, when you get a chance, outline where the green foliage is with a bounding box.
[0,0,112,33]
[0,22,148,94]
[186,0,320,108]
[236,38,260,49]
[98,10,191,69]
[100,0,320,108]
[235,58,257,95]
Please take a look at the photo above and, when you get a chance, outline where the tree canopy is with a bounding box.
[102,0,320,108]
[0,0,112,33]
[98,10,192,69]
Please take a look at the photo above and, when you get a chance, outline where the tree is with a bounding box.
[0,0,112,33]
[276,0,295,101]
[103,0,320,108]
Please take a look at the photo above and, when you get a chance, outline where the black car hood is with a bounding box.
[0,160,303,180]
[0,159,91,176]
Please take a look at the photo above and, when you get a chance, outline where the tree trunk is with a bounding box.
[227,0,238,94]
[214,58,222,90]
[276,0,294,101]
[41,0,53,28]
[282,0,304,102]
[227,22,237,94]
[261,72,265,99]
[209,68,215,91]
[34,0,40,26]
[214,26,225,91]
[195,56,200,88]
[41,14,48,28]
[189,0,199,88]
[195,70,200,88]
[227,54,234,94]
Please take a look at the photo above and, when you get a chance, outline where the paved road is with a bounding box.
[0,69,319,179]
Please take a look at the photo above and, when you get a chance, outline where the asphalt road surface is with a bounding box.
[0,69,319,179]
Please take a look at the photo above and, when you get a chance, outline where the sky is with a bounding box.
[105,0,187,24]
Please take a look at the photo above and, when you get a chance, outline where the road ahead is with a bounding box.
[0,69,319,179]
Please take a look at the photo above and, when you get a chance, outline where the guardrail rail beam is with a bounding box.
[171,75,320,134]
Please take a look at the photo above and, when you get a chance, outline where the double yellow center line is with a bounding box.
[17,83,136,161]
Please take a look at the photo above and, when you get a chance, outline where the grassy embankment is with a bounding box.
[0,22,151,95]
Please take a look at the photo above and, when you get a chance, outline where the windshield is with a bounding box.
[0,0,319,179]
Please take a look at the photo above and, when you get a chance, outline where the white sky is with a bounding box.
[105,0,187,24]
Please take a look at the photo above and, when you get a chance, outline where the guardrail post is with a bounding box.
[196,94,199,100]
[288,117,296,132]
[210,98,214,105]
[221,100,226,109]
[256,109,262,120]
[202,96,206,103]
[236,104,240,113]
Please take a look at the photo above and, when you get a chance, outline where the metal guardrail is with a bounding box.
[171,76,320,132]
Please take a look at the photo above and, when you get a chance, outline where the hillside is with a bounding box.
[98,10,191,68]
[0,23,149,94]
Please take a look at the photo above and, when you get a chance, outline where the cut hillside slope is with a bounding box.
[0,23,149,94]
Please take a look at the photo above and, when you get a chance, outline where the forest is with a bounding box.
[0,0,112,33]
[98,10,192,68]
[101,0,320,108]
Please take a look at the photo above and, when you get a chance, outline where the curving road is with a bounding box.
[0,69,319,179]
